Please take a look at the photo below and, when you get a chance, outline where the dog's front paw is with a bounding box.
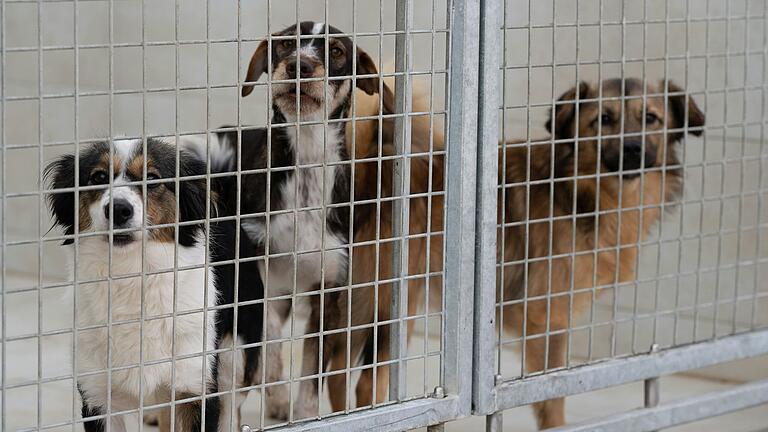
[292,391,319,421]
[265,385,290,421]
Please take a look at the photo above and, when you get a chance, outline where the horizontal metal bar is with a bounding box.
[4,34,447,53]
[498,15,767,30]
[4,73,449,101]
[501,52,768,70]
[2,29,450,51]
[251,396,460,432]
[547,378,768,432]
[494,328,768,411]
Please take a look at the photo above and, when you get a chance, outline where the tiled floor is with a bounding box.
[2,274,767,431]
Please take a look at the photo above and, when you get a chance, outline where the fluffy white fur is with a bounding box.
[178,134,237,174]
[75,237,217,411]
[216,334,246,432]
[242,120,348,299]
[242,83,352,300]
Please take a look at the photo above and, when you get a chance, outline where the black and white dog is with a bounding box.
[45,138,264,431]
[210,21,394,420]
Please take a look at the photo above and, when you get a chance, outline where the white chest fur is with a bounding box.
[243,123,349,297]
[73,237,217,410]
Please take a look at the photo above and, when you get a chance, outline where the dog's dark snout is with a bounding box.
[286,58,315,78]
[104,199,134,227]
[622,139,644,171]
[624,140,643,157]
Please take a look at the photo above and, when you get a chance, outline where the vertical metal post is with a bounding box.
[644,377,660,408]
[643,376,661,432]
[645,344,661,432]
[443,0,480,417]
[427,423,446,432]
[0,1,6,430]
[473,0,503,416]
[486,411,504,432]
[390,0,413,403]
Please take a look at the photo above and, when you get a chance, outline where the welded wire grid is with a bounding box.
[495,0,767,384]
[0,0,452,430]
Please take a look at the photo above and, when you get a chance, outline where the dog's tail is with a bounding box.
[178,133,237,174]
[348,73,445,159]
[177,132,238,216]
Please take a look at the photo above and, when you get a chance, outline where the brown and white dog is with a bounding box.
[208,22,394,421]
[332,78,705,429]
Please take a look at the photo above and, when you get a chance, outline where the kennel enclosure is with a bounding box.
[1,0,767,431]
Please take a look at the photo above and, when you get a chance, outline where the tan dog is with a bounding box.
[329,78,704,429]
[498,79,704,428]
[316,79,446,411]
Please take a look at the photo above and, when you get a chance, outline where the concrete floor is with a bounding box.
[2,273,767,431]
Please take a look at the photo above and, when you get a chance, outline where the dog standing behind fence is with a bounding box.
[497,78,704,428]
[341,78,705,429]
[211,21,395,421]
[45,139,266,432]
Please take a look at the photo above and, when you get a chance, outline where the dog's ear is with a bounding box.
[44,154,77,245]
[355,49,395,114]
[242,39,270,97]
[546,81,590,139]
[663,80,705,139]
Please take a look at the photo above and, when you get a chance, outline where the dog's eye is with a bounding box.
[600,113,612,125]
[330,47,344,58]
[645,112,659,125]
[89,170,108,185]
[280,40,295,49]
[146,173,161,189]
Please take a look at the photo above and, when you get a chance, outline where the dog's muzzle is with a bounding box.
[286,58,316,79]
[104,198,136,245]
[605,139,656,177]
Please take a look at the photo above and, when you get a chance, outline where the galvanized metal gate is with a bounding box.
[1,0,767,431]
[473,1,768,431]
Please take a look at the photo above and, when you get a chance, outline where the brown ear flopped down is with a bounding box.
[663,80,706,139]
[355,49,395,114]
[545,81,590,139]
[242,39,270,97]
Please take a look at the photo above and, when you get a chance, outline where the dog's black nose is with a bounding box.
[104,199,134,227]
[286,58,315,78]
[622,139,644,171]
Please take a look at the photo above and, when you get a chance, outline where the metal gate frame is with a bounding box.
[470,1,768,431]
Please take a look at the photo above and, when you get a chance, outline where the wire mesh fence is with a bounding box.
[474,0,768,430]
[494,0,765,372]
[0,1,476,431]
[1,0,767,431]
